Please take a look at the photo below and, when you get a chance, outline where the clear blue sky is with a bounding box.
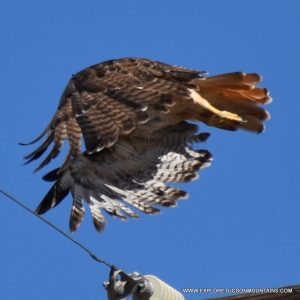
[0,1,299,299]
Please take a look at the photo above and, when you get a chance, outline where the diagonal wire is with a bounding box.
[0,188,115,269]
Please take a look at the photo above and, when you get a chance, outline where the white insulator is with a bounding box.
[143,275,185,300]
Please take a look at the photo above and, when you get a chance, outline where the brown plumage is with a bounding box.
[23,57,271,232]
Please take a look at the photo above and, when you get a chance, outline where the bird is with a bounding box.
[22,57,271,232]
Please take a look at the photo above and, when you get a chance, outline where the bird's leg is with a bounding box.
[188,89,245,122]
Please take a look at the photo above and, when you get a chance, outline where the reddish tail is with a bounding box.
[193,72,271,133]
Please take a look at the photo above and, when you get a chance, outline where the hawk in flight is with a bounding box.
[23,58,271,232]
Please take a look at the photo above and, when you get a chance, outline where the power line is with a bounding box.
[0,188,187,299]
[0,188,115,269]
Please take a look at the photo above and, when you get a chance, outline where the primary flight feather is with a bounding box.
[23,57,271,232]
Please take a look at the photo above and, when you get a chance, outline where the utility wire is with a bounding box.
[0,188,115,269]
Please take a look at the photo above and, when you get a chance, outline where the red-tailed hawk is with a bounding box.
[23,58,271,232]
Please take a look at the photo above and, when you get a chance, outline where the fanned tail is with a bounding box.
[191,72,271,133]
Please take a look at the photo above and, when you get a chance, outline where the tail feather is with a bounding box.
[199,72,262,88]
[191,72,271,133]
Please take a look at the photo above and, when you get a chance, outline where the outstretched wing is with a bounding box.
[23,58,270,173]
[36,122,212,232]
[23,58,204,172]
